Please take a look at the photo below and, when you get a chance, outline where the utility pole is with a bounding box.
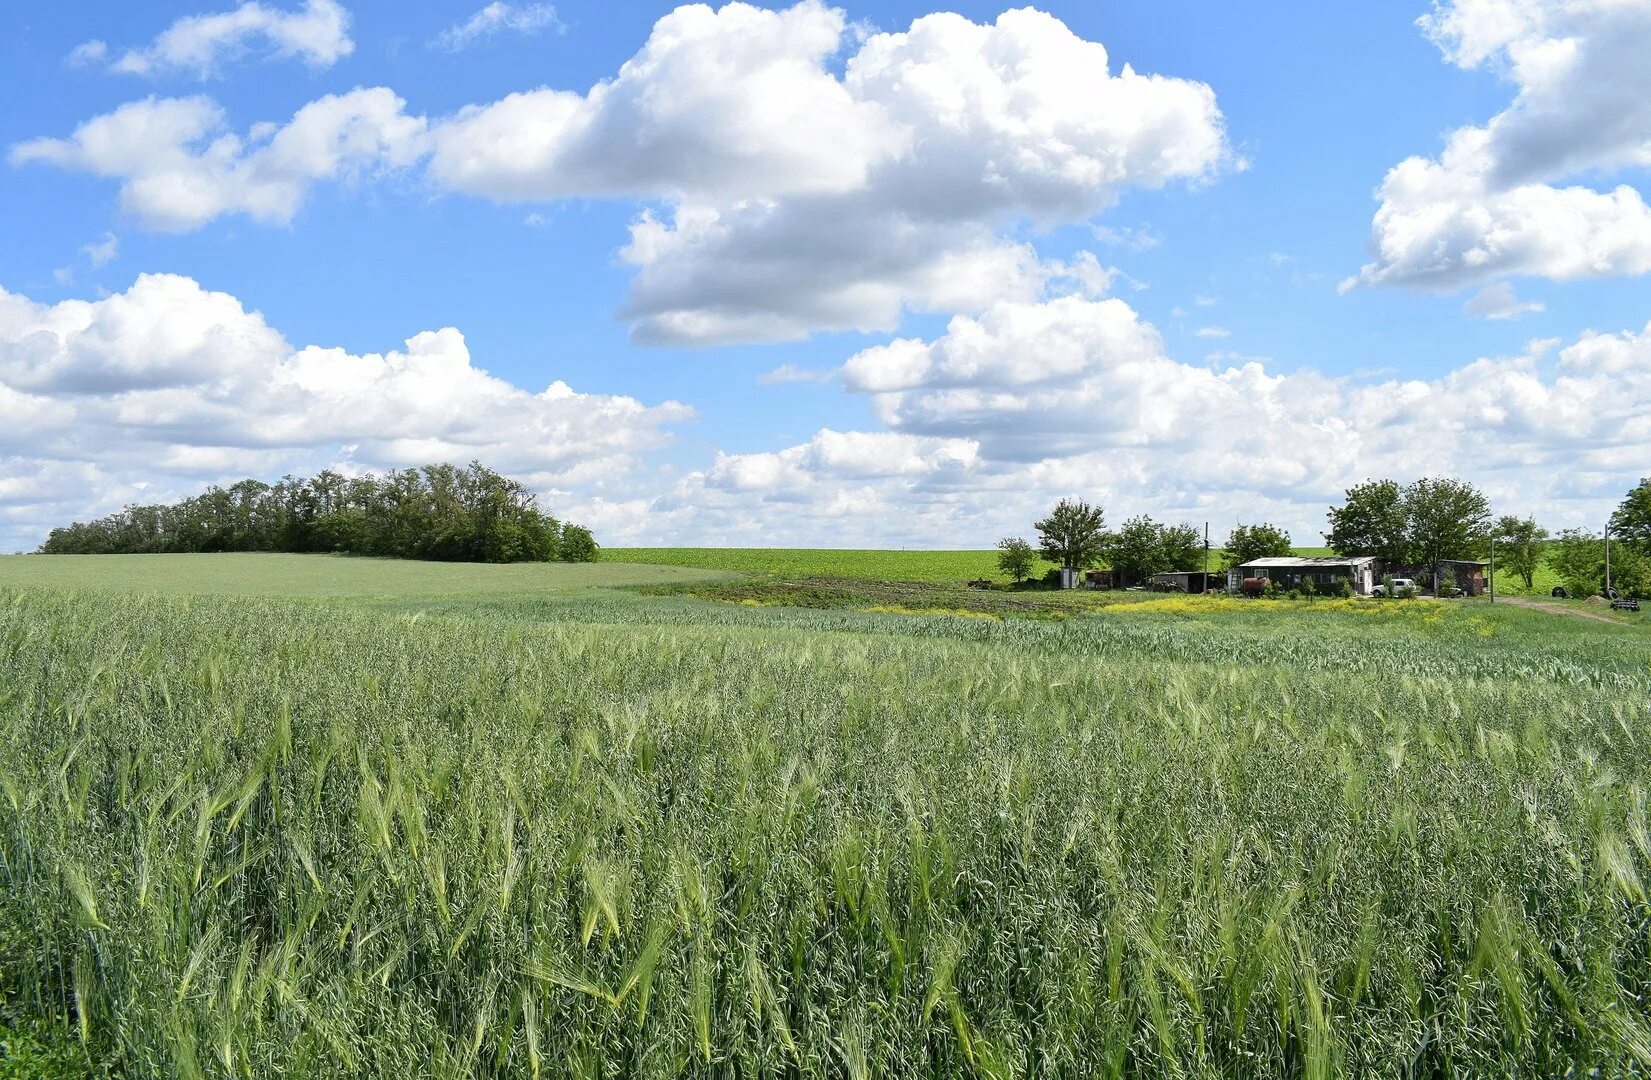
[1203,521,1210,580]
[1605,524,1612,597]
[1488,534,1495,604]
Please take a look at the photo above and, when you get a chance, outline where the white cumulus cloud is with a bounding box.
[1350,0,1651,291]
[10,90,426,232]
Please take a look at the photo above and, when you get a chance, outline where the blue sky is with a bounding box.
[2,0,1649,551]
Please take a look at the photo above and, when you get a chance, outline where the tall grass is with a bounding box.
[2,587,1649,1077]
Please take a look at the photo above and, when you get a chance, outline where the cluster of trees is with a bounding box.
[994,476,1651,598]
[38,462,597,564]
[1325,475,1651,598]
[996,499,1211,585]
[1548,493,1651,598]
[1324,477,1491,591]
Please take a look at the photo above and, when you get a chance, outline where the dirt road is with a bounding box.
[1496,596,1630,625]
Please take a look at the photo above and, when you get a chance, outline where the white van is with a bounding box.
[1372,577,1416,596]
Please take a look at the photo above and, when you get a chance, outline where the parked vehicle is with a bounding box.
[1373,577,1416,596]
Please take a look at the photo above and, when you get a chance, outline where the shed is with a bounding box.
[1150,571,1220,593]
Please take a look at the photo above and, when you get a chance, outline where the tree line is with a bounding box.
[995,475,1651,597]
[37,462,598,564]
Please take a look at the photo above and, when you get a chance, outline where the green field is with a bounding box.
[603,547,1060,583]
[4,553,1651,1077]
[0,552,726,597]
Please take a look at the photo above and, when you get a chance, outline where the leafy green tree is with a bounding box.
[1609,544,1651,598]
[1328,477,1491,591]
[1548,529,1604,597]
[1104,516,1173,585]
[1035,499,1107,571]
[1403,477,1491,592]
[1159,523,1205,572]
[1610,478,1651,554]
[1491,515,1548,591]
[1224,523,1293,569]
[1326,479,1410,563]
[996,537,1036,583]
[559,525,598,563]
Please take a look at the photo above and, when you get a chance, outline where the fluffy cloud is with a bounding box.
[427,2,905,204]
[623,297,1651,546]
[0,274,691,551]
[21,3,1225,343]
[10,90,425,231]
[79,0,353,77]
[600,4,1226,343]
[430,4,564,52]
[1351,0,1651,290]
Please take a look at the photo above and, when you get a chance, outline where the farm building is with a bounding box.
[1149,571,1221,593]
[1388,559,1488,596]
[1442,560,1488,595]
[1227,556,1381,595]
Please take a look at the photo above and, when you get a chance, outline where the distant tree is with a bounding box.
[1552,528,1651,598]
[1610,545,1651,598]
[559,525,598,563]
[1548,529,1604,597]
[1224,523,1293,569]
[1104,516,1174,585]
[1492,515,1548,591]
[1159,523,1205,572]
[1035,499,1107,571]
[1611,478,1651,554]
[1403,477,1491,593]
[1326,479,1411,563]
[996,537,1036,583]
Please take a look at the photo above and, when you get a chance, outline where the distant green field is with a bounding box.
[0,552,726,597]
[602,547,1057,582]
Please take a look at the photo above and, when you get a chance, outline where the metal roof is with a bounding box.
[1237,556,1378,568]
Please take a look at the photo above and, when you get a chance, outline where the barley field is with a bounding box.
[2,555,1650,1077]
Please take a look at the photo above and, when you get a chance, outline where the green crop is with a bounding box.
[1,557,1649,1078]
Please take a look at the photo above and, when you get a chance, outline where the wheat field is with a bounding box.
[2,558,1650,1077]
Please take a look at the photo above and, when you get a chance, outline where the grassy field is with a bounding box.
[0,552,726,597]
[4,554,1651,1077]
[602,547,1061,583]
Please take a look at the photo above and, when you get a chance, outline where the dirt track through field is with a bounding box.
[1497,596,1627,624]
